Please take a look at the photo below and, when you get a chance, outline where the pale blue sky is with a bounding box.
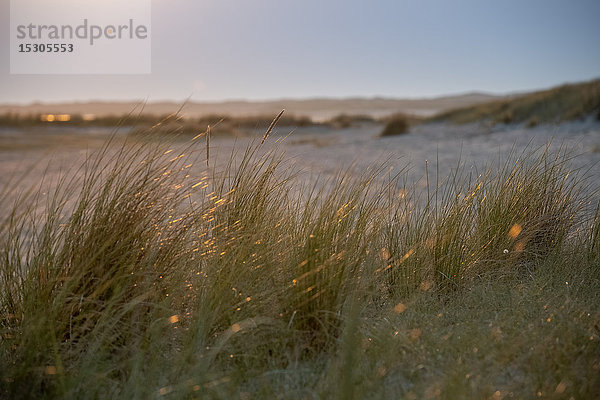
[1,0,599,104]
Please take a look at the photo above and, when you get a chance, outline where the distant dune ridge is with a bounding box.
[430,78,600,125]
[2,78,598,128]
[0,93,502,122]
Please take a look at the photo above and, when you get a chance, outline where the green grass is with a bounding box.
[429,78,600,126]
[1,130,599,399]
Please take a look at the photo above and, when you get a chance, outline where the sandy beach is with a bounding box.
[3,119,600,205]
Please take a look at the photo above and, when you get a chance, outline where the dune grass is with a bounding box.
[0,129,599,399]
[379,115,410,137]
[430,78,600,126]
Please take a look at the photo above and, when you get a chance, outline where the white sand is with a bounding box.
[2,120,600,208]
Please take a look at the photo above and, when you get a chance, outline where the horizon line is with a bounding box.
[1,77,598,107]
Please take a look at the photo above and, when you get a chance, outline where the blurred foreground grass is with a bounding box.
[0,127,599,399]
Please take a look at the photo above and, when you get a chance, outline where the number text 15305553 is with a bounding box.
[18,43,74,53]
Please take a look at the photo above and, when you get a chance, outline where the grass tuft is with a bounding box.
[1,129,599,399]
[380,114,410,137]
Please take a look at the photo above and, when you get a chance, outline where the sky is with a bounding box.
[1,0,599,104]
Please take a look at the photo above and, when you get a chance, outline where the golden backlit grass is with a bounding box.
[0,129,599,399]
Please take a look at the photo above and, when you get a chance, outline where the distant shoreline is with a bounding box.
[0,92,502,122]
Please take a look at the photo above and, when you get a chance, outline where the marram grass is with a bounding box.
[0,131,599,399]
